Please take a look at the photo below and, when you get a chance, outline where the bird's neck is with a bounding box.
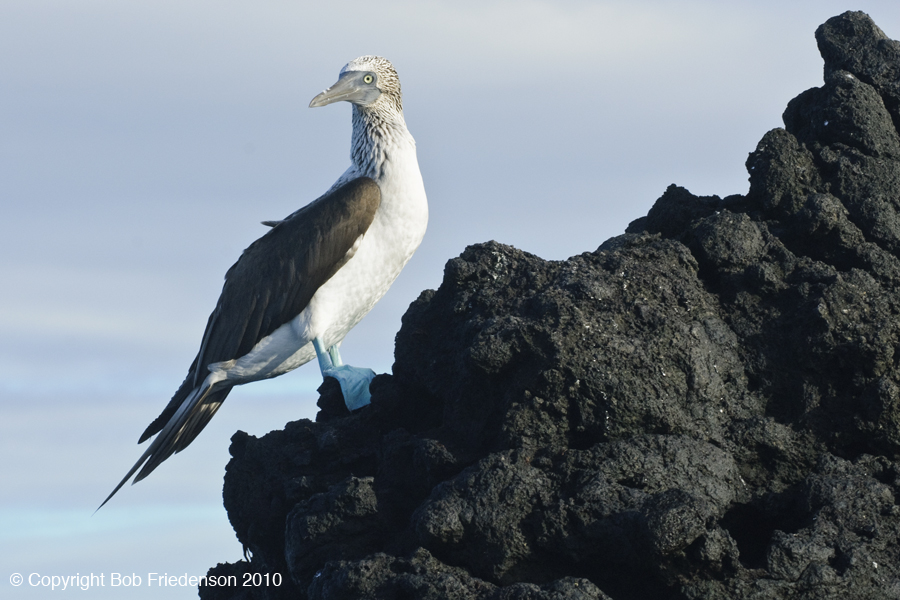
[350,106,413,180]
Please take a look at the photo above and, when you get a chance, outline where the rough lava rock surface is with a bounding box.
[200,12,900,600]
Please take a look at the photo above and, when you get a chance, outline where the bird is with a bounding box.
[99,56,427,509]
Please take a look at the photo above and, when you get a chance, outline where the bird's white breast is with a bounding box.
[300,135,428,346]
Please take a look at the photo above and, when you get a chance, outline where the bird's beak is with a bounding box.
[309,71,381,108]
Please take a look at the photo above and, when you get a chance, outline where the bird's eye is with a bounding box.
[364,74,373,84]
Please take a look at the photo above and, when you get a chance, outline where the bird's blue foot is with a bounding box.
[323,364,375,410]
[312,338,375,411]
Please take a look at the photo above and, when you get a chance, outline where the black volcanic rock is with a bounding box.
[200,11,900,600]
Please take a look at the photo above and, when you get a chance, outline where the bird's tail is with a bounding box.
[96,381,229,511]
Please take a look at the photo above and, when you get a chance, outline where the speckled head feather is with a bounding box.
[341,55,403,115]
[338,56,412,179]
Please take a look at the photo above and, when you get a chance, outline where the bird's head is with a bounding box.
[309,55,402,113]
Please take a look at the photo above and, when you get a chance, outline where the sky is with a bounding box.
[2,1,898,598]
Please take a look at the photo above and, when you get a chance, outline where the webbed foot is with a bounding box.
[312,337,375,411]
[323,364,375,410]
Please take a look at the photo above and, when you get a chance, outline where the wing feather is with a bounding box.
[109,177,380,503]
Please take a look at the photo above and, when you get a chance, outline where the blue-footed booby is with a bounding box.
[99,56,427,508]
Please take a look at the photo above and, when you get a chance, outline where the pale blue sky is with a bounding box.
[2,1,898,598]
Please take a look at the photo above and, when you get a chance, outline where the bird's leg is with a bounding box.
[312,337,374,411]
[328,344,344,367]
[312,338,334,374]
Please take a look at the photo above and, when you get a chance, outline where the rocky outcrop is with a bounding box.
[201,12,900,600]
